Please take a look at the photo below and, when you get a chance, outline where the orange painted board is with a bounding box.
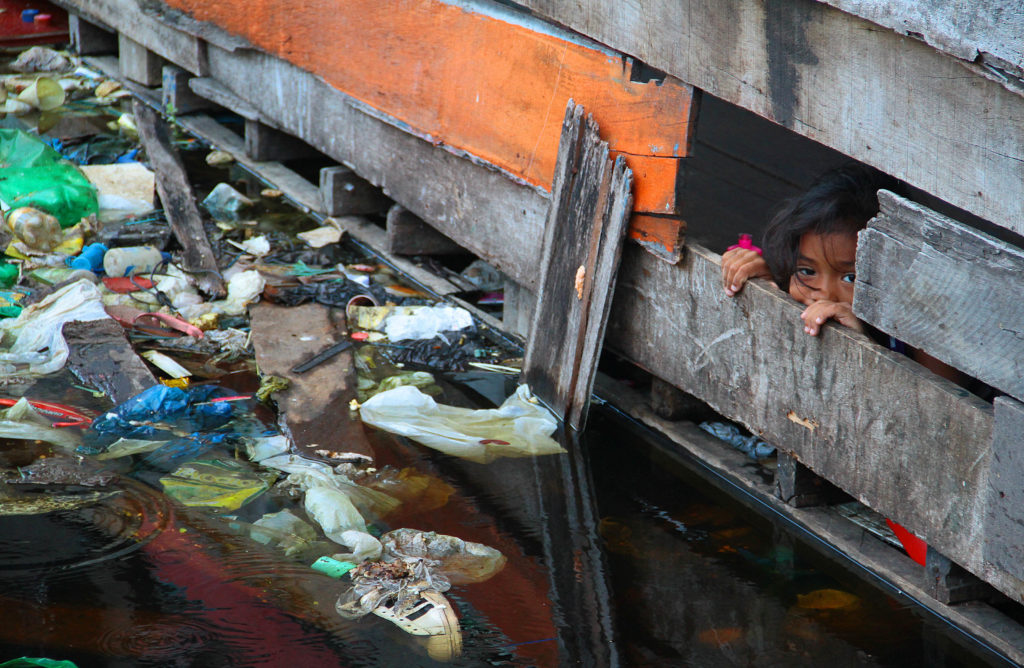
[617,154,680,215]
[629,214,686,260]
[160,0,693,214]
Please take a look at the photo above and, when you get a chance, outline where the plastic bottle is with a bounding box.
[102,246,169,277]
[70,243,108,272]
[6,207,62,251]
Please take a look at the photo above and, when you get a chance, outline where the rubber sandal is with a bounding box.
[105,305,204,339]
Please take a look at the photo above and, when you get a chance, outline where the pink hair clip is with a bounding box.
[727,233,762,255]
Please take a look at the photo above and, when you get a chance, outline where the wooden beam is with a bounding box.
[605,243,1013,599]
[119,34,164,87]
[522,101,633,429]
[68,14,117,55]
[515,0,1024,237]
[56,0,207,75]
[385,205,465,256]
[244,119,320,162]
[855,191,1024,403]
[134,101,226,298]
[320,166,391,217]
[162,65,212,116]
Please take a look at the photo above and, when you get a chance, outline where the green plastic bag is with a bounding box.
[0,659,78,668]
[0,129,98,228]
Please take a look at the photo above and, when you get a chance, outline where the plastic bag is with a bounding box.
[160,459,276,511]
[0,279,108,377]
[381,529,506,585]
[304,486,383,562]
[0,129,98,227]
[383,305,473,341]
[90,384,235,441]
[698,421,776,460]
[0,398,82,450]
[359,384,565,464]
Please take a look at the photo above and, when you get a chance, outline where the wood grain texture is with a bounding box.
[605,242,1009,597]
[522,101,633,429]
[516,0,1024,237]
[62,318,158,404]
[855,191,1024,402]
[134,101,226,297]
[250,303,374,461]
[986,397,1024,583]
[56,0,205,74]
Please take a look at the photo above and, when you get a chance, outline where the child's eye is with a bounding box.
[795,267,815,277]
[842,273,856,283]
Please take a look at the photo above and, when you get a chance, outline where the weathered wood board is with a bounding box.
[522,102,633,429]
[62,318,158,404]
[516,0,1024,238]
[134,101,226,298]
[250,303,374,462]
[86,0,693,260]
[69,14,117,55]
[118,34,163,86]
[385,205,465,257]
[855,191,1024,403]
[606,243,1009,598]
[320,166,392,217]
[56,0,207,75]
[986,397,1024,583]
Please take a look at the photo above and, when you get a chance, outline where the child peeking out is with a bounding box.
[721,162,965,384]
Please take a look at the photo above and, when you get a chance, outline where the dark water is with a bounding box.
[0,368,1016,667]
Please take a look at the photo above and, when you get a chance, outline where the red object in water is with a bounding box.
[350,331,369,341]
[0,0,68,46]
[886,518,928,566]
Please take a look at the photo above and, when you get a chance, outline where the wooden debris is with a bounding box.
[521,100,633,430]
[62,318,159,404]
[250,303,374,462]
[134,99,226,298]
[119,34,164,86]
[320,165,392,216]
[385,204,465,256]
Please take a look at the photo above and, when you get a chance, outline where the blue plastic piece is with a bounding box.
[21,9,40,22]
[90,385,236,441]
[698,421,776,460]
[69,243,108,272]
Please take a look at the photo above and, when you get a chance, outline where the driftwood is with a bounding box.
[62,318,158,404]
[134,100,226,298]
[522,100,633,430]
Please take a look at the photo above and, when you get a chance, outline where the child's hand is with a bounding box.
[722,248,772,297]
[800,300,865,336]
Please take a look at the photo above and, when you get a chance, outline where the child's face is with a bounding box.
[788,232,858,306]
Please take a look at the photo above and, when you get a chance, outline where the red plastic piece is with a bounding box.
[886,518,928,566]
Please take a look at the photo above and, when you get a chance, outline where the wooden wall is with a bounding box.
[55,0,1024,608]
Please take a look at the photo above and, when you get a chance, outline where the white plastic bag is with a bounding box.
[0,278,108,377]
[383,305,473,341]
[359,384,565,464]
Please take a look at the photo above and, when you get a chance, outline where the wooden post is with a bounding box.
[502,279,534,339]
[320,165,392,216]
[521,100,633,430]
[985,396,1024,581]
[119,34,164,86]
[776,453,842,507]
[69,14,117,55]
[134,100,226,298]
[162,65,212,116]
[385,204,465,256]
[924,546,992,604]
[244,119,320,162]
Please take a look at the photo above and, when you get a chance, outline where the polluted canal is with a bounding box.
[0,45,1016,667]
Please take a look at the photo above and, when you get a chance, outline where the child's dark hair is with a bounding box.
[762,162,902,290]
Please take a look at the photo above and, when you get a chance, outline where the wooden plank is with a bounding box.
[319,166,392,217]
[188,77,259,120]
[515,0,1024,237]
[62,318,159,404]
[199,44,549,289]
[855,191,1024,402]
[604,243,1013,598]
[628,214,685,264]
[522,101,633,429]
[385,205,465,256]
[985,396,1024,583]
[55,0,206,75]
[119,34,163,86]
[821,0,1024,74]
[250,303,374,462]
[133,101,226,298]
